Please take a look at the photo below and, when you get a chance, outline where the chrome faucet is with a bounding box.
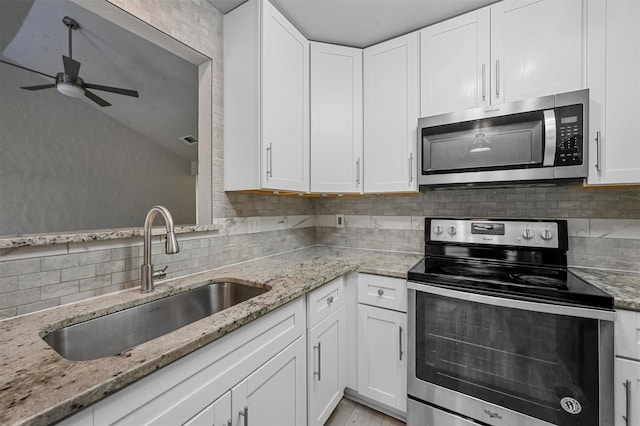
[140,206,180,293]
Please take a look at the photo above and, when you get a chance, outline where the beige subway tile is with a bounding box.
[61,265,95,282]
[18,271,61,289]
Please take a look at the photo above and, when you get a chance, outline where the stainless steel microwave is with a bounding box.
[418,89,589,187]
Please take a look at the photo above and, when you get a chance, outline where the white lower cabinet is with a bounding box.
[308,307,345,426]
[615,357,640,426]
[231,337,307,426]
[57,299,306,426]
[615,309,640,426]
[357,304,407,412]
[184,391,231,426]
[356,274,407,414]
[307,277,346,426]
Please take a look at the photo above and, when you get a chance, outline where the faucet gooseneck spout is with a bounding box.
[141,206,180,293]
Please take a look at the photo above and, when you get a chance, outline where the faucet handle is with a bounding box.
[153,265,168,280]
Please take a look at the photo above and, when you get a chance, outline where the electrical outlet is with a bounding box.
[248,217,261,234]
[336,214,345,228]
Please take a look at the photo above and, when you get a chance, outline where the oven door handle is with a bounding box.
[407,281,615,321]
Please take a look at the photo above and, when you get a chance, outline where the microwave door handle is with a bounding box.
[542,110,556,166]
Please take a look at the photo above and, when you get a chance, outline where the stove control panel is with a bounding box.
[428,218,562,249]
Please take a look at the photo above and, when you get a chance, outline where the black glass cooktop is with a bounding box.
[408,256,614,310]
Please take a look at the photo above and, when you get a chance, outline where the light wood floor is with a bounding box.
[325,398,406,426]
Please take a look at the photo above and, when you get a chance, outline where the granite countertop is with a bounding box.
[1,246,639,426]
[0,224,222,249]
[0,246,422,426]
[570,267,640,311]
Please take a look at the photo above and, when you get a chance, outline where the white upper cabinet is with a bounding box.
[310,43,363,194]
[364,33,419,193]
[420,0,583,116]
[491,0,583,104]
[420,7,490,116]
[586,0,640,185]
[224,0,310,193]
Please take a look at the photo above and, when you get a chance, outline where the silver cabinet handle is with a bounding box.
[595,130,602,172]
[623,380,631,426]
[399,326,403,361]
[481,63,486,101]
[377,289,384,296]
[356,157,361,187]
[326,296,334,305]
[314,342,322,381]
[266,143,273,178]
[409,153,414,183]
[238,406,248,426]
[495,60,500,97]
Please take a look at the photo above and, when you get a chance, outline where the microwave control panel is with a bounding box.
[555,104,584,166]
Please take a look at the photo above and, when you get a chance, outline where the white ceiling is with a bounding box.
[0,0,199,161]
[209,0,498,48]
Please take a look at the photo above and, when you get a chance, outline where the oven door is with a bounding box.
[407,281,614,426]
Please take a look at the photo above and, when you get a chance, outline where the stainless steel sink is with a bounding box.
[43,281,269,361]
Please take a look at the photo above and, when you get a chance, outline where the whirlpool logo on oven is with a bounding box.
[560,397,582,414]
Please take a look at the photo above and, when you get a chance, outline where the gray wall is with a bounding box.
[0,64,196,234]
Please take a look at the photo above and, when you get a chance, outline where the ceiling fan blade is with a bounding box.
[84,83,139,98]
[84,89,111,107]
[0,59,56,80]
[62,55,81,80]
[20,84,56,91]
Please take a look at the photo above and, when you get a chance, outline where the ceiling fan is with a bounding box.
[0,16,139,107]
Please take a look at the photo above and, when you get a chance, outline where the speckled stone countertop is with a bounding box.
[0,246,422,426]
[571,267,640,311]
[0,224,222,249]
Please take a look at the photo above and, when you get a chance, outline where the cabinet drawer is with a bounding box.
[616,310,640,361]
[357,273,407,313]
[308,276,345,328]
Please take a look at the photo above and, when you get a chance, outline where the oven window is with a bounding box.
[415,293,600,426]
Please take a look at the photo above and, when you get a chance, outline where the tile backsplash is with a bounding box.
[0,222,315,319]
[3,183,640,319]
[315,183,640,271]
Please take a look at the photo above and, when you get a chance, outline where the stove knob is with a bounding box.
[448,226,457,236]
[433,225,443,235]
[540,229,554,241]
[521,228,534,240]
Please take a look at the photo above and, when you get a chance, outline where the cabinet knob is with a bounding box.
[377,289,384,296]
[326,296,334,304]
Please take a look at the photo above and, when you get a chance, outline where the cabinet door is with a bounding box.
[231,337,306,426]
[615,358,640,426]
[308,306,345,426]
[616,310,640,361]
[364,33,418,193]
[310,42,363,193]
[357,304,407,412]
[184,391,231,426]
[261,0,310,192]
[420,7,490,116]
[491,0,583,104]
[587,0,640,185]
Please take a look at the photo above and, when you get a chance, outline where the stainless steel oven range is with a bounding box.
[407,218,615,426]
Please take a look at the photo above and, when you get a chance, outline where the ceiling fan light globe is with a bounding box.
[56,82,84,98]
